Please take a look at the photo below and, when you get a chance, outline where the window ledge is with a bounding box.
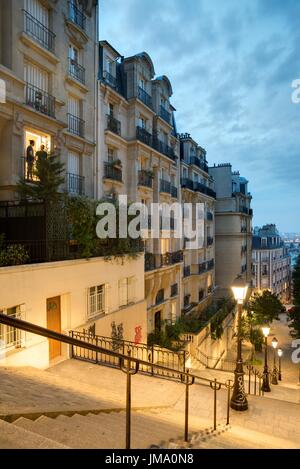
[20,32,60,65]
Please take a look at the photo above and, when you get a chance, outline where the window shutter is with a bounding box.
[128,277,136,304]
[104,284,110,314]
[118,278,127,307]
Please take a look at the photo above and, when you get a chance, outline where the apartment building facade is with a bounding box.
[179,133,216,314]
[252,224,291,303]
[0,0,98,200]
[208,163,253,294]
[98,41,183,333]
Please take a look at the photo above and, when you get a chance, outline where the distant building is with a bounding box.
[252,224,291,303]
[208,164,253,294]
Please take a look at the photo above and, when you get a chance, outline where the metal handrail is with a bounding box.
[0,313,232,448]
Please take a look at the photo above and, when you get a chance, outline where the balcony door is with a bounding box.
[25,0,49,28]
[46,296,61,361]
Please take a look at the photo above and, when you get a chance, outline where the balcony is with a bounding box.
[207,211,214,221]
[171,185,178,198]
[241,245,247,255]
[153,138,176,162]
[160,179,171,194]
[67,113,85,137]
[68,1,86,30]
[106,114,121,135]
[68,58,85,85]
[207,259,215,270]
[20,157,39,182]
[184,266,191,277]
[104,162,122,182]
[239,206,250,214]
[171,250,183,264]
[171,283,178,297]
[194,181,216,199]
[136,126,152,146]
[145,252,156,271]
[138,170,153,189]
[181,178,194,191]
[145,251,183,271]
[241,264,247,273]
[67,172,85,195]
[23,10,55,53]
[207,236,214,246]
[137,86,152,109]
[25,83,55,118]
[159,105,171,124]
[103,70,117,89]
[189,156,209,173]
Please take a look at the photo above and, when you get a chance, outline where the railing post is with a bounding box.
[225,380,232,425]
[181,369,195,442]
[247,365,252,395]
[69,330,74,359]
[183,350,186,373]
[210,378,221,431]
[151,344,154,376]
[119,350,139,450]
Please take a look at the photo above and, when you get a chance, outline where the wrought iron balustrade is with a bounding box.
[159,105,171,124]
[23,9,55,52]
[67,113,85,137]
[68,58,85,84]
[138,170,153,188]
[137,86,152,109]
[25,83,55,118]
[67,172,85,195]
[160,179,171,194]
[104,162,122,182]
[68,1,86,29]
[106,114,121,135]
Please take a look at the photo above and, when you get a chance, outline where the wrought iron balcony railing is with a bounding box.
[67,113,85,137]
[104,162,122,182]
[153,138,176,161]
[25,83,55,118]
[136,126,152,146]
[171,250,183,264]
[138,170,153,188]
[23,10,55,52]
[198,262,207,274]
[189,156,208,173]
[68,58,85,84]
[68,1,86,30]
[207,211,214,221]
[184,265,191,277]
[160,179,171,194]
[194,181,216,199]
[171,185,178,198]
[103,70,117,88]
[181,178,194,191]
[106,114,121,135]
[137,86,152,109]
[207,259,215,270]
[159,105,171,124]
[67,172,85,195]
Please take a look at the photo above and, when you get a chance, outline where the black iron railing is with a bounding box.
[138,86,152,109]
[67,113,85,137]
[20,157,39,182]
[207,211,214,221]
[184,265,191,277]
[207,259,215,270]
[171,185,178,198]
[68,58,85,84]
[145,252,156,271]
[194,182,216,199]
[106,114,121,135]
[67,172,85,195]
[0,313,233,448]
[103,70,117,88]
[171,250,183,264]
[138,170,153,188]
[181,178,194,191]
[104,162,122,182]
[23,9,55,52]
[136,126,152,146]
[159,105,171,124]
[25,83,55,118]
[198,262,207,274]
[68,1,86,30]
[153,138,176,161]
[160,179,171,194]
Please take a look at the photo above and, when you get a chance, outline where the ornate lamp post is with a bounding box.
[277,348,283,381]
[230,276,248,411]
[271,337,278,385]
[261,326,271,392]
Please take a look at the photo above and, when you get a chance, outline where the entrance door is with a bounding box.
[46,296,61,360]
[154,311,161,332]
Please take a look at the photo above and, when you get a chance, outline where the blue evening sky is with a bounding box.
[100,0,300,233]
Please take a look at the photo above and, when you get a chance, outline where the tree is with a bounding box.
[246,290,285,325]
[288,255,300,338]
[17,155,65,203]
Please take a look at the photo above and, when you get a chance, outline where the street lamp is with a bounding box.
[271,337,278,385]
[277,348,283,381]
[230,276,248,411]
[261,326,271,392]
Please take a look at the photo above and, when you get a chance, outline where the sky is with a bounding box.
[100,0,300,233]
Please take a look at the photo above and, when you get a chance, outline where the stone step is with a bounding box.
[0,418,68,449]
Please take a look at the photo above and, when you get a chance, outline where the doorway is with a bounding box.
[46,296,61,361]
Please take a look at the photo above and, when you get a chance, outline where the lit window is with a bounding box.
[0,305,25,351]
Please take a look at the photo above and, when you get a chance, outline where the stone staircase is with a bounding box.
[11,408,214,449]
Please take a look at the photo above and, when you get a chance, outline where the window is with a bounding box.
[87,285,105,318]
[139,78,146,90]
[68,95,83,136]
[107,147,115,163]
[138,116,146,129]
[118,277,135,307]
[0,305,25,351]
[109,103,114,117]
[24,61,49,92]
[68,95,80,118]
[69,44,79,63]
